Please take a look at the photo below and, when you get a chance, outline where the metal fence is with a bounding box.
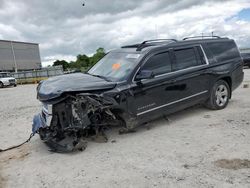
[240,48,250,53]
[10,65,63,84]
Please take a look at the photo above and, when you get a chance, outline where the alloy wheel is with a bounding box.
[215,85,228,107]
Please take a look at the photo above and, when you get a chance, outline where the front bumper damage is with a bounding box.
[32,93,122,153]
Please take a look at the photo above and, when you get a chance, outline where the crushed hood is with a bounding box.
[37,73,116,101]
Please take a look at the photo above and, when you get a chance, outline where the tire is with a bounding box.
[0,82,3,88]
[205,80,230,110]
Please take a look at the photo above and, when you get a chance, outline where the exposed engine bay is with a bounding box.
[33,94,124,152]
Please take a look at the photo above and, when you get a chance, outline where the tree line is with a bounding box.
[52,47,106,71]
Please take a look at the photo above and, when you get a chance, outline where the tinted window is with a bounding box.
[207,41,239,63]
[0,73,9,78]
[173,48,200,70]
[142,52,171,75]
[195,47,205,65]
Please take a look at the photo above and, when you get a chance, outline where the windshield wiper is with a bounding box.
[89,74,112,82]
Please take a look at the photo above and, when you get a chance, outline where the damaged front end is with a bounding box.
[33,93,122,152]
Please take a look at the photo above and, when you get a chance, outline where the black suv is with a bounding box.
[241,52,250,68]
[33,36,244,152]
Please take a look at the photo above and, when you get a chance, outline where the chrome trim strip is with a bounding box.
[200,44,209,65]
[137,90,208,116]
[154,64,207,78]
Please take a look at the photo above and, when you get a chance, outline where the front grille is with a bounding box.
[9,79,15,83]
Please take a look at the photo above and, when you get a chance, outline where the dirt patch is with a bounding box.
[243,84,249,88]
[0,163,7,188]
[214,159,250,170]
[0,144,30,188]
[0,144,30,165]
[0,168,7,188]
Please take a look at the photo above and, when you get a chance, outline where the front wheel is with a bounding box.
[205,80,230,110]
[0,82,3,88]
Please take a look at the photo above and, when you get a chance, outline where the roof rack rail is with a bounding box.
[121,39,177,51]
[183,36,221,40]
[141,39,177,44]
[121,44,140,48]
[136,39,177,51]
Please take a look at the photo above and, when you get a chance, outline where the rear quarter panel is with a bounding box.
[202,40,244,92]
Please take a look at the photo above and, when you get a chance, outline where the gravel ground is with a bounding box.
[0,69,250,188]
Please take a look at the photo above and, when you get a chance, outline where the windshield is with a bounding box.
[88,52,140,82]
[0,73,10,78]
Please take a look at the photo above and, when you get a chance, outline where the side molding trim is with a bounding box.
[137,90,208,116]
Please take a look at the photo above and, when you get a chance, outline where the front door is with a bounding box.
[127,50,178,120]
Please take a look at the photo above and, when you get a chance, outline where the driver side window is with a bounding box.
[141,51,171,76]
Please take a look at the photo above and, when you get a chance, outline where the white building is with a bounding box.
[0,40,41,72]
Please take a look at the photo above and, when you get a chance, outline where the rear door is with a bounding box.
[168,45,210,108]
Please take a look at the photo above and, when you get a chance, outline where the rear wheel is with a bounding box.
[0,82,3,88]
[205,80,230,110]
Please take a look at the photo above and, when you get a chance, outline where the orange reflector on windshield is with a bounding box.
[112,63,121,70]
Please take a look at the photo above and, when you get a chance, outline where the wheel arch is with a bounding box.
[219,76,232,98]
[111,107,138,130]
[0,81,4,88]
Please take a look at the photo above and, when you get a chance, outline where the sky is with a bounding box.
[0,0,250,66]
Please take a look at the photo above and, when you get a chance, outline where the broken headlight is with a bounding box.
[42,103,53,126]
[42,103,53,115]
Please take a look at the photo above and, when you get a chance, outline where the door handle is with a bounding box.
[164,79,176,84]
[204,70,213,74]
[171,79,176,83]
[161,80,176,85]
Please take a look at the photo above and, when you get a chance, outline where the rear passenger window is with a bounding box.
[142,52,171,76]
[206,41,238,63]
[173,48,201,71]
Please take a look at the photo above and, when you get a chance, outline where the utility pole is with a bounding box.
[10,41,17,73]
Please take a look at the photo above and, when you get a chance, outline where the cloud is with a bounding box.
[0,0,250,66]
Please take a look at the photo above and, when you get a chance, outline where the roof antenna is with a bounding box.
[155,24,158,38]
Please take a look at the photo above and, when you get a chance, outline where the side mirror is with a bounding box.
[135,70,154,81]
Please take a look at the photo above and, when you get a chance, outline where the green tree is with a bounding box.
[89,47,106,67]
[53,60,69,71]
[69,54,89,70]
[53,48,106,72]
